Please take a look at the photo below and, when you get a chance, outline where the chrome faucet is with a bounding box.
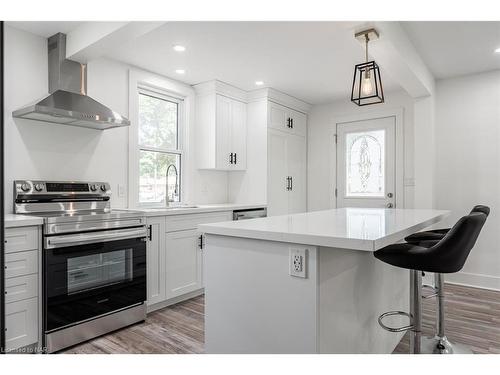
[166,164,179,205]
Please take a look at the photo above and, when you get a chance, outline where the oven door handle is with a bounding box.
[45,227,147,249]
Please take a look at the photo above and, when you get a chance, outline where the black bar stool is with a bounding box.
[404,205,490,354]
[374,210,488,354]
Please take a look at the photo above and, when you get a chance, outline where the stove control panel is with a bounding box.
[14,180,113,215]
[14,180,111,195]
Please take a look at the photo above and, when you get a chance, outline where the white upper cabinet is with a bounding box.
[195,81,247,171]
[268,101,307,137]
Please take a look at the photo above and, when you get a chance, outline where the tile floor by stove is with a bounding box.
[63,283,500,354]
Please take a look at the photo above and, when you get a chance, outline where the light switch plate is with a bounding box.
[404,178,415,187]
[117,184,125,197]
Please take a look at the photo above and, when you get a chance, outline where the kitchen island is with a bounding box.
[199,208,449,354]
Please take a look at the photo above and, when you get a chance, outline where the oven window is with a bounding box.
[67,248,133,294]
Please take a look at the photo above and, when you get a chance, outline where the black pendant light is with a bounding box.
[351,28,384,106]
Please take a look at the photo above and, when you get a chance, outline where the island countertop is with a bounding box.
[199,208,450,251]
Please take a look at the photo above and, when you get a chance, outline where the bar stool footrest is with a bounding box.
[378,311,414,333]
[422,284,438,299]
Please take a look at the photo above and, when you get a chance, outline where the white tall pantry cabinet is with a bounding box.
[194,83,309,215]
[265,101,308,216]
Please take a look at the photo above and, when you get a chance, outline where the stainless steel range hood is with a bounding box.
[13,33,130,130]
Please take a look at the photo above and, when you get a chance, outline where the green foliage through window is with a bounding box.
[138,91,181,204]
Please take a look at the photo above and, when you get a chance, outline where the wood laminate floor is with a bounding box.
[63,283,500,354]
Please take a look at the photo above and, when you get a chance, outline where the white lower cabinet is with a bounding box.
[146,216,167,305]
[4,226,41,352]
[165,229,202,299]
[146,211,232,311]
[5,298,38,351]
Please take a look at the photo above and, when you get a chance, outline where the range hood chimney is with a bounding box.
[13,33,130,130]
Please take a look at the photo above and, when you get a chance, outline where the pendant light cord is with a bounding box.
[365,34,369,62]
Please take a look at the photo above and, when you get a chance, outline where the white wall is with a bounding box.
[413,95,436,208]
[4,25,228,212]
[434,70,500,290]
[307,90,415,212]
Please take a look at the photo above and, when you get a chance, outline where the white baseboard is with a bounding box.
[444,271,500,292]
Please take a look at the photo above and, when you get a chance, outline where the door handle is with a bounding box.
[386,203,394,208]
[198,234,204,250]
[229,153,234,164]
[286,176,290,191]
[290,118,294,129]
[387,192,393,198]
[147,225,152,241]
[290,176,293,191]
[45,227,148,249]
[286,118,291,128]
[234,153,237,164]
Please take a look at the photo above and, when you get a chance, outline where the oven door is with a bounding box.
[44,227,147,332]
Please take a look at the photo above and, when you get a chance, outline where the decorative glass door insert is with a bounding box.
[345,129,385,197]
[336,116,396,209]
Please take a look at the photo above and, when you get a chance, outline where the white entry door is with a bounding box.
[336,116,396,208]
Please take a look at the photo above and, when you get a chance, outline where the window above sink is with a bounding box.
[128,69,193,209]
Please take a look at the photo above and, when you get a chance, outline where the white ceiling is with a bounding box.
[103,22,403,104]
[8,21,84,38]
[402,21,500,79]
[8,21,500,104]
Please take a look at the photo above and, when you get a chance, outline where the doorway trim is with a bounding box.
[329,107,405,209]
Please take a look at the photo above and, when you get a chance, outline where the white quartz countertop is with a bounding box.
[4,214,44,228]
[129,203,266,217]
[199,208,450,251]
[3,204,265,228]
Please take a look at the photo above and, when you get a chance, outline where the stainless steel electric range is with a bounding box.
[14,180,147,353]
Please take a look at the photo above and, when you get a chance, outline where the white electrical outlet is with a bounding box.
[289,248,307,278]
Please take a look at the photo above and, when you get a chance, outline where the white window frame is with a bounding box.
[128,69,194,208]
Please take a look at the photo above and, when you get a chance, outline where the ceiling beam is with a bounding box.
[361,21,435,98]
[66,21,165,63]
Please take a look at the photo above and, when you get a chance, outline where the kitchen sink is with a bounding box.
[146,205,199,210]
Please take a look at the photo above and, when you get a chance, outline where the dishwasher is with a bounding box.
[233,207,267,220]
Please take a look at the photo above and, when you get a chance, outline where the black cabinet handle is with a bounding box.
[147,225,152,241]
[234,153,237,164]
[229,153,234,164]
[290,176,293,191]
[198,234,204,249]
[286,118,291,128]
[286,176,290,191]
[290,118,294,129]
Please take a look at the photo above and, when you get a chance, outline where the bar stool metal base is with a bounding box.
[421,336,473,354]
[421,273,473,354]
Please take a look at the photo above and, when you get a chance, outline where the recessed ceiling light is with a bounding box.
[255,81,264,86]
[173,45,186,52]
[175,69,186,75]
[495,47,500,54]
